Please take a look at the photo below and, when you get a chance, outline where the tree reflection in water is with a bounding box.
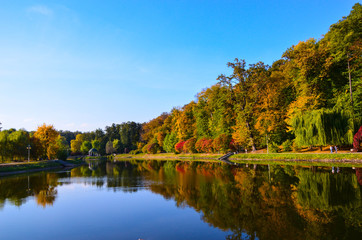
[0,172,60,208]
[0,160,361,239]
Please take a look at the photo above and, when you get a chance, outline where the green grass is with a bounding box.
[116,152,362,161]
[229,159,362,167]
[115,153,223,160]
[0,161,63,173]
[229,153,362,160]
[114,152,362,167]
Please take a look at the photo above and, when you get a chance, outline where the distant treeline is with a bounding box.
[0,4,361,160]
[0,124,69,162]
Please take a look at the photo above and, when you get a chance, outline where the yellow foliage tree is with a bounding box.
[33,124,60,160]
[174,102,196,140]
[70,134,84,154]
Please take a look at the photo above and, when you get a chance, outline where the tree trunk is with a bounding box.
[348,58,353,108]
[246,121,257,151]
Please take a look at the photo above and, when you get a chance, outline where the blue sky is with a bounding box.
[0,0,358,132]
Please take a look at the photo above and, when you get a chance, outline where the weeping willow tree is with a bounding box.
[291,109,354,147]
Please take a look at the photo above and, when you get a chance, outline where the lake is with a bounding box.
[1,160,361,240]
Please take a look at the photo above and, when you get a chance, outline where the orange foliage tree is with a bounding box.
[183,138,197,153]
[34,124,60,160]
[213,134,231,153]
[195,137,214,153]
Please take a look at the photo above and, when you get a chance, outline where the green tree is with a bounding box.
[219,59,268,151]
[70,134,84,154]
[291,109,354,147]
[91,139,101,151]
[55,136,69,160]
[106,141,115,154]
[112,139,122,153]
[0,130,10,162]
[80,141,92,154]
[119,122,142,151]
[163,133,178,153]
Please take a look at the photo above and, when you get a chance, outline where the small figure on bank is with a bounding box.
[330,145,333,153]
[334,146,338,153]
[332,166,340,174]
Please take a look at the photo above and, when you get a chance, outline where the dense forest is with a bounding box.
[0,4,361,160]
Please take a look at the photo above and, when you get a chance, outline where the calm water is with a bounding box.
[1,160,362,240]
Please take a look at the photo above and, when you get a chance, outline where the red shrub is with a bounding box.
[175,141,185,153]
[183,138,197,153]
[195,137,214,153]
[229,138,238,151]
[195,138,205,153]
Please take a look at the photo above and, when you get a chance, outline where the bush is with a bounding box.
[292,141,300,152]
[213,134,231,153]
[282,139,293,152]
[268,142,279,153]
[195,138,214,153]
[142,144,148,154]
[175,141,185,153]
[229,138,238,152]
[195,138,206,153]
[56,149,68,161]
[129,149,142,155]
[183,138,197,153]
[147,143,159,154]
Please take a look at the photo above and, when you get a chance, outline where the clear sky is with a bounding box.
[0,0,358,132]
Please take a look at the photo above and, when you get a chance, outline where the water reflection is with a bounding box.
[0,172,60,208]
[1,160,361,239]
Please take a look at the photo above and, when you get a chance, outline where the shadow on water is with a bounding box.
[1,159,362,240]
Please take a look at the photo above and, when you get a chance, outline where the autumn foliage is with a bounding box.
[175,141,185,153]
[195,138,214,153]
[213,134,231,153]
[134,4,362,154]
[147,143,159,154]
[183,138,197,153]
[34,124,60,160]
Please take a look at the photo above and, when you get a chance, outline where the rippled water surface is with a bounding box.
[1,160,362,240]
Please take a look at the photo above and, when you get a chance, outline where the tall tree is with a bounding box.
[33,124,60,160]
[219,59,268,151]
[70,134,84,154]
[119,122,142,151]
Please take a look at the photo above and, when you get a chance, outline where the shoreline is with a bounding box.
[115,152,362,167]
[0,160,86,177]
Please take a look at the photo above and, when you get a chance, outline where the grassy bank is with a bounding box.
[115,153,223,160]
[0,159,85,176]
[0,161,62,173]
[114,152,362,166]
[230,153,362,161]
[229,159,362,168]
